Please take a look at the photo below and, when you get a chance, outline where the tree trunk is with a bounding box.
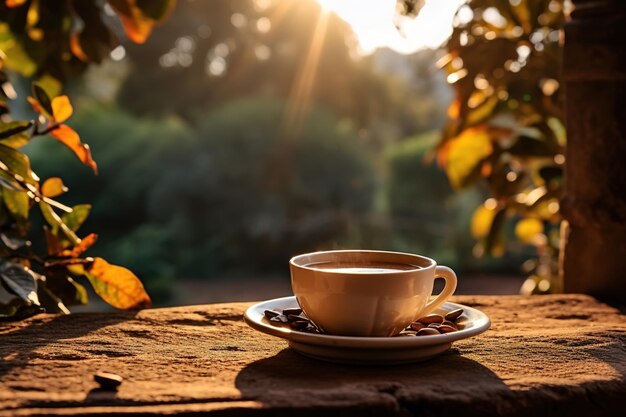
[560,0,626,301]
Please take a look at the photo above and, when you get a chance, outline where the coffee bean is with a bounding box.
[416,328,440,336]
[427,323,441,329]
[409,322,426,331]
[442,320,457,329]
[264,309,281,319]
[286,314,308,322]
[396,331,417,337]
[437,325,457,333]
[445,308,464,322]
[417,314,444,325]
[290,320,310,330]
[94,372,122,390]
[269,315,289,324]
[283,308,303,316]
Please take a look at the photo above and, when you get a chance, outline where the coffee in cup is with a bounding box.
[289,250,457,337]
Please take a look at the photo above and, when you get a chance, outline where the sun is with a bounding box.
[315,0,466,55]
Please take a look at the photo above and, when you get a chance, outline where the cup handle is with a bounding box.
[422,266,458,315]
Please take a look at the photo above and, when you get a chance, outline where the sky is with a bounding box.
[316,0,466,55]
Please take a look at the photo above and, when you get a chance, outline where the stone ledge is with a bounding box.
[1,294,625,416]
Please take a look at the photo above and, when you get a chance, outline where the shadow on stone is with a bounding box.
[234,347,511,416]
[0,311,138,378]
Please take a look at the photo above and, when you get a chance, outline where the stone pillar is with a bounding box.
[561,0,626,301]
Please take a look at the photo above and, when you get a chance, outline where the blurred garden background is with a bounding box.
[3,0,566,309]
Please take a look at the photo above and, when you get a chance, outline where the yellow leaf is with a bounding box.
[41,177,68,198]
[515,218,544,244]
[51,95,73,123]
[471,205,497,239]
[86,257,151,310]
[26,0,39,27]
[50,124,98,174]
[444,127,493,189]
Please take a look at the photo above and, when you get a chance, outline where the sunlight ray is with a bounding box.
[277,7,330,145]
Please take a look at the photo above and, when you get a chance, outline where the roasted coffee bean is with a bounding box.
[286,314,311,324]
[409,322,426,331]
[417,314,444,325]
[290,320,310,330]
[442,320,457,329]
[427,323,441,329]
[264,309,281,319]
[94,372,122,390]
[396,331,417,337]
[416,328,440,336]
[445,308,464,322]
[437,325,457,334]
[282,308,303,316]
[269,315,289,324]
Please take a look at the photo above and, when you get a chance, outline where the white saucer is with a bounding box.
[244,296,491,365]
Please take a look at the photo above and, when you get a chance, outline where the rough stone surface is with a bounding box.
[1,295,625,416]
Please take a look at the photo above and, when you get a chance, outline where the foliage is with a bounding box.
[0,0,175,318]
[385,131,527,272]
[402,0,566,292]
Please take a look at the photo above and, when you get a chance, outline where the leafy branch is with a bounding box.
[0,0,176,319]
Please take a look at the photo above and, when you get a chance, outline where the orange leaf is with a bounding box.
[41,177,68,198]
[70,233,98,257]
[51,95,73,123]
[6,0,27,7]
[27,96,44,115]
[50,125,98,174]
[69,33,90,62]
[108,0,155,44]
[86,257,151,310]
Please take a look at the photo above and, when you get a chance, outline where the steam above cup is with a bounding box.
[290,250,457,337]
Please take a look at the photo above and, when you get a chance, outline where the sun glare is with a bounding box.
[315,0,466,55]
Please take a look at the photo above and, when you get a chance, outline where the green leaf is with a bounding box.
[0,172,23,191]
[39,202,80,244]
[2,189,29,221]
[0,121,32,139]
[136,0,175,20]
[0,23,37,77]
[61,204,92,232]
[35,74,62,99]
[0,143,37,184]
[0,262,40,305]
[32,83,53,116]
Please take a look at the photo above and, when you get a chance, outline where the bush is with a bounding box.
[385,132,455,257]
[148,98,378,274]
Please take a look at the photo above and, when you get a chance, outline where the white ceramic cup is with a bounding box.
[289,250,457,337]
